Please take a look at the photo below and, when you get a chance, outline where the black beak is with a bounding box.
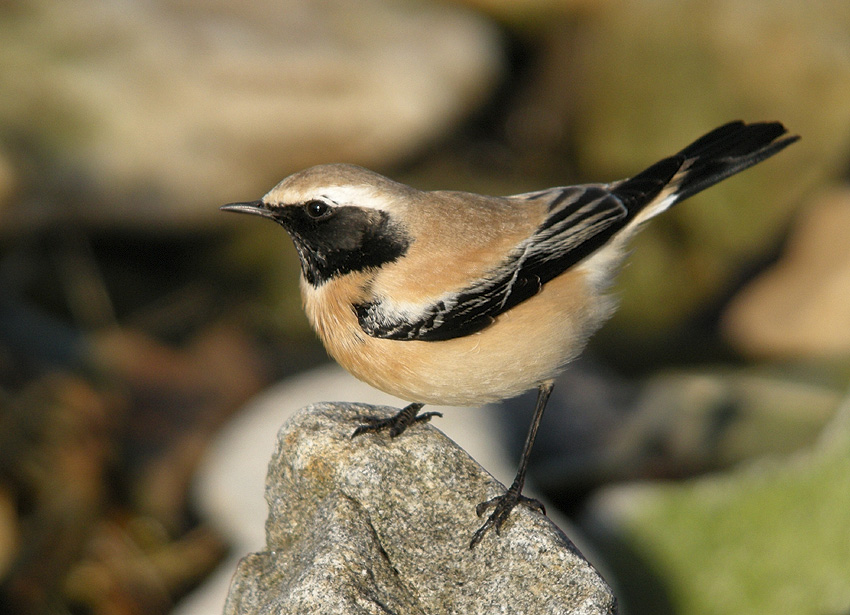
[220,200,274,219]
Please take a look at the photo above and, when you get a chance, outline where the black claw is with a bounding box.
[413,411,443,424]
[351,403,439,439]
[469,491,546,549]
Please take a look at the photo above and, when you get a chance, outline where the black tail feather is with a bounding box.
[672,121,799,202]
[613,121,799,214]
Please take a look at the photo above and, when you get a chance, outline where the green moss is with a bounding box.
[619,405,850,615]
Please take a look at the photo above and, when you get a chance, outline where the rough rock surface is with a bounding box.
[223,402,617,614]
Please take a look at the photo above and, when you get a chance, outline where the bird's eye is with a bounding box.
[304,200,331,219]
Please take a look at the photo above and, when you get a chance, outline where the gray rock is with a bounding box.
[224,402,617,615]
[500,363,844,492]
[0,0,502,231]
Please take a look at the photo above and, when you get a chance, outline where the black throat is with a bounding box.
[274,205,410,287]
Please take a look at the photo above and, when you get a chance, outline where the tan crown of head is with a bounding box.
[262,163,417,212]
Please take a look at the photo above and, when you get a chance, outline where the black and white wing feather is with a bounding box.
[355,184,632,341]
[355,120,798,342]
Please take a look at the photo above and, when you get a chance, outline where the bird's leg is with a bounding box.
[470,381,553,548]
[351,402,442,438]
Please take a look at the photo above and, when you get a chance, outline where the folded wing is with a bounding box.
[356,120,798,342]
[355,184,629,341]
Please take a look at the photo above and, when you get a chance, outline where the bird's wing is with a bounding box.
[356,120,799,342]
[355,184,630,341]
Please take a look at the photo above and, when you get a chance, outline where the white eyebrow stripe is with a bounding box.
[316,185,388,209]
[263,183,392,210]
[319,194,341,206]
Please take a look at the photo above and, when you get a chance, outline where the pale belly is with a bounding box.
[304,267,614,407]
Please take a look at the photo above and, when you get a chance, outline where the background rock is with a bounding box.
[564,0,850,337]
[500,364,844,496]
[0,0,502,231]
[722,188,850,359]
[223,402,617,615]
[580,392,850,615]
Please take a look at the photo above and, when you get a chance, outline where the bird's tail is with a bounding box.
[613,121,799,225]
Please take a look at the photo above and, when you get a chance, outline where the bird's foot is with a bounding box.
[351,402,441,438]
[469,486,545,549]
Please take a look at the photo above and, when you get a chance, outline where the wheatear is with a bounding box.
[222,120,797,547]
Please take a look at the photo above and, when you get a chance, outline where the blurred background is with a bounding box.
[1,0,849,613]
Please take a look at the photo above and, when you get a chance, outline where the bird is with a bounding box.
[221,120,798,548]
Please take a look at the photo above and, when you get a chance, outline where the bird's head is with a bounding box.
[221,164,414,287]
